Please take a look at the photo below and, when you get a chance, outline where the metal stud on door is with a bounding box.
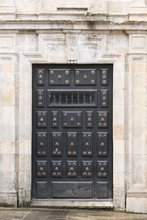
[32,64,113,200]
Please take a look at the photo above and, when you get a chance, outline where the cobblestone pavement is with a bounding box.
[0,208,146,220]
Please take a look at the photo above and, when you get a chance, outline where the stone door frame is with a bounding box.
[17,39,126,208]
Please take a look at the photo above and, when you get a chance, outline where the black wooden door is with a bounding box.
[32,64,113,199]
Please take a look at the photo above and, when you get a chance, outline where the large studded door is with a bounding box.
[32,64,113,200]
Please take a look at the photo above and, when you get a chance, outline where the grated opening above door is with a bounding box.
[47,89,97,107]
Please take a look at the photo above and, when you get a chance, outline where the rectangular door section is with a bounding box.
[32,64,113,200]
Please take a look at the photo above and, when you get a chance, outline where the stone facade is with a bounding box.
[0,0,147,213]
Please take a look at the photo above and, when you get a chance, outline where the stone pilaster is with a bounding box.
[0,31,17,206]
[126,31,147,213]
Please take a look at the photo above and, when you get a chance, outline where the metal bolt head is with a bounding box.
[53,117,57,121]
[101,142,104,146]
[65,80,69,84]
[38,70,43,74]
[91,80,95,84]
[50,80,54,84]
[91,70,95,74]
[40,117,44,122]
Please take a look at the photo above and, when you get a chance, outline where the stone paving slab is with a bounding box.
[0,208,146,220]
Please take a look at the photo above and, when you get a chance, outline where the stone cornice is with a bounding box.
[0,13,146,32]
[0,20,147,32]
[0,13,147,22]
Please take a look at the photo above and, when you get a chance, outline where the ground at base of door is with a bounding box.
[0,208,146,220]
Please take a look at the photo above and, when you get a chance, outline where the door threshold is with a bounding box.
[31,199,113,209]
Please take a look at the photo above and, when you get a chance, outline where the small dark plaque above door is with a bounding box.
[49,69,71,85]
[74,69,96,85]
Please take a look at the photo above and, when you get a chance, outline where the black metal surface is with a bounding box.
[32,64,113,200]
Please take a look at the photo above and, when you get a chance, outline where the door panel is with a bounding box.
[32,64,113,200]
[51,182,93,198]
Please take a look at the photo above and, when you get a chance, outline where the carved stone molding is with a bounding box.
[37,32,108,63]
[0,0,15,19]
[57,0,107,14]
[129,0,147,14]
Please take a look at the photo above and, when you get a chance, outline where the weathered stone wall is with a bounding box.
[0,0,147,213]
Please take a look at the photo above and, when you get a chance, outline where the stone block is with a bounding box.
[113,89,124,106]
[0,141,15,154]
[57,0,107,14]
[113,155,125,173]
[18,106,31,140]
[0,0,14,5]
[19,89,32,107]
[129,155,147,187]
[0,154,15,172]
[132,89,146,107]
[129,0,147,14]
[113,197,125,209]
[18,188,31,206]
[0,107,15,141]
[132,61,147,75]
[113,173,125,188]
[131,107,146,136]
[15,0,37,13]
[127,197,147,213]
[0,89,15,106]
[18,140,31,155]
[19,58,32,75]
[0,73,15,89]
[38,33,66,62]
[113,74,125,91]
[38,0,57,13]
[107,34,128,53]
[130,35,146,52]
[0,62,16,74]
[0,172,16,191]
[132,137,146,155]
[77,34,106,63]
[0,192,17,207]
[113,125,125,140]
[19,155,31,172]
[131,71,147,90]
[19,172,31,189]
[113,188,125,198]
[0,34,15,53]
[113,140,125,155]
[16,34,37,53]
[113,106,124,125]
[108,1,124,14]
[19,73,31,90]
